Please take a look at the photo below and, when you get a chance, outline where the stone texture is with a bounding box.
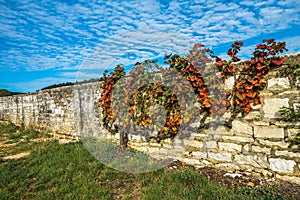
[275,150,300,158]
[208,152,232,162]
[224,76,235,90]
[244,111,261,120]
[254,127,284,139]
[221,135,254,143]
[276,174,300,185]
[216,163,240,170]
[234,155,268,168]
[257,140,290,149]
[191,151,207,159]
[131,134,143,141]
[231,120,253,136]
[182,158,201,166]
[183,140,203,149]
[269,158,296,173]
[218,142,242,152]
[204,140,217,149]
[263,98,289,119]
[267,77,290,91]
[243,144,250,152]
[252,145,271,155]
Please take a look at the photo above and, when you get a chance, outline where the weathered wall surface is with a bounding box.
[0,53,300,183]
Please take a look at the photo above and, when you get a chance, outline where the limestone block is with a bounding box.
[131,134,142,141]
[276,174,300,185]
[193,133,208,141]
[269,158,296,173]
[201,160,212,166]
[219,142,242,152]
[208,152,232,162]
[231,120,253,135]
[275,150,300,158]
[267,77,290,91]
[184,140,203,148]
[225,76,235,90]
[253,121,270,126]
[191,151,207,159]
[244,111,261,120]
[149,142,161,147]
[257,139,289,148]
[171,138,183,145]
[234,155,268,168]
[263,98,289,119]
[243,144,250,152]
[254,126,284,139]
[204,140,217,149]
[216,163,240,170]
[221,135,254,143]
[278,90,300,96]
[251,145,271,154]
[182,158,201,166]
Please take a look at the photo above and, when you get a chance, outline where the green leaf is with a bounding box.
[236,93,244,101]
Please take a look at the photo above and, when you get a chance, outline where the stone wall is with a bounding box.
[0,52,300,183]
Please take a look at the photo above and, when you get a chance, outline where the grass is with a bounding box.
[0,122,293,200]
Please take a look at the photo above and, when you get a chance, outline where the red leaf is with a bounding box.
[244,84,253,90]
[256,63,267,70]
[271,57,284,66]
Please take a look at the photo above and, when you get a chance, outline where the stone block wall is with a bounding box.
[0,52,299,183]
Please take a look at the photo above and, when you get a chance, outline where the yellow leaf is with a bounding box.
[247,182,254,187]
[184,116,190,123]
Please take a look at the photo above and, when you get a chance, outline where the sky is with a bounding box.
[0,0,299,93]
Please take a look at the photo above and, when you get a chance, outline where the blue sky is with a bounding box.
[0,0,299,93]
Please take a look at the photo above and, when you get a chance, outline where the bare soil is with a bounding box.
[167,160,300,200]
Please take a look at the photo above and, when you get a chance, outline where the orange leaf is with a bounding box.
[244,84,253,90]
[202,99,211,108]
[246,91,256,98]
[253,97,262,105]
[244,106,252,114]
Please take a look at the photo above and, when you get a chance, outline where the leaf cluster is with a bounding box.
[99,39,290,145]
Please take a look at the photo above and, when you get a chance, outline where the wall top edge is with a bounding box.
[1,52,299,99]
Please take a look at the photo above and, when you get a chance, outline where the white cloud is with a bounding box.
[80,29,198,71]
[0,0,299,78]
[281,36,300,53]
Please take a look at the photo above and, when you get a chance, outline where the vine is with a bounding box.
[99,39,289,148]
[215,39,287,127]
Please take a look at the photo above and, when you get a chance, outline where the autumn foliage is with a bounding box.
[99,39,288,145]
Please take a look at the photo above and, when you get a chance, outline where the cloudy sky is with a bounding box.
[1,0,299,92]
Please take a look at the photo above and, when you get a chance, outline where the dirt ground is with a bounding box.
[167,160,300,200]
